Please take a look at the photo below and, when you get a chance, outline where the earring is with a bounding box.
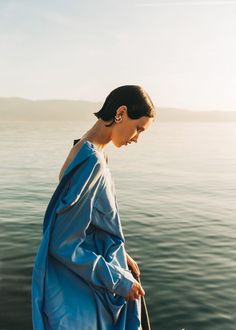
[115,115,123,123]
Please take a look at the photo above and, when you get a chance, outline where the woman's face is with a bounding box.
[111,106,154,147]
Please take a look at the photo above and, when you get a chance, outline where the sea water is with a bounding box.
[0,120,235,330]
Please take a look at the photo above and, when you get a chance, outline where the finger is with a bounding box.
[134,262,140,273]
[134,265,140,276]
[130,264,140,277]
[133,263,140,276]
[138,285,145,296]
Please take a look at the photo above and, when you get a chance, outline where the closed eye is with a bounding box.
[137,127,144,133]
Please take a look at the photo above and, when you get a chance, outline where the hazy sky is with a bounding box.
[0,0,236,111]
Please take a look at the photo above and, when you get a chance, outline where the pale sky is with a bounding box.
[0,0,236,111]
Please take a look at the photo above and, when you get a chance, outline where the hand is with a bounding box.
[124,279,145,301]
[126,252,140,277]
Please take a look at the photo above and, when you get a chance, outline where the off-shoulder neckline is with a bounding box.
[76,138,108,164]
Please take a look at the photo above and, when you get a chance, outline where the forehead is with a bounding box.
[136,116,154,130]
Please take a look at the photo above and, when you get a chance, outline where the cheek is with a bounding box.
[126,127,136,140]
[130,128,138,138]
[112,126,127,147]
[118,123,129,136]
[112,124,126,142]
[112,123,135,142]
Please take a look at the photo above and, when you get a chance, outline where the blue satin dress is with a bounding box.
[31,140,141,329]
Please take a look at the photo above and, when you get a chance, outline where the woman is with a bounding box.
[31,85,156,329]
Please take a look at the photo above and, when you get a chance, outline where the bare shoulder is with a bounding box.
[58,139,104,181]
[73,139,85,153]
[58,140,85,181]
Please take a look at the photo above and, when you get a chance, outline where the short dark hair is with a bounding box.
[93,85,156,127]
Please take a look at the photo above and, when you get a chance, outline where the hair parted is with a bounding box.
[93,85,156,127]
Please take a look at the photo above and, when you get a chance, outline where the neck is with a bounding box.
[81,119,113,150]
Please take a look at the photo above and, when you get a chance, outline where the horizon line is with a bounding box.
[0,96,235,113]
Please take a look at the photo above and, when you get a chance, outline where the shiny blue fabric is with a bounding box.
[31,140,141,329]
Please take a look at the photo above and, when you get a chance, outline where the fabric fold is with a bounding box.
[31,140,141,329]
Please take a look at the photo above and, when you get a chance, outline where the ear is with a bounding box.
[116,105,127,116]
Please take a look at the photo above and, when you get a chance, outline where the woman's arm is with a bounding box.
[49,235,135,297]
[51,156,135,297]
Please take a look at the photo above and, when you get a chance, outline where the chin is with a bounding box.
[112,140,123,148]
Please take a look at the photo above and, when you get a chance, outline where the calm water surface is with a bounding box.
[0,120,235,330]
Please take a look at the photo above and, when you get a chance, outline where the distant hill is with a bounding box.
[0,97,236,122]
[0,97,102,121]
[157,107,236,122]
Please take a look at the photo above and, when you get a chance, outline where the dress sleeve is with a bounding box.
[48,156,135,297]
